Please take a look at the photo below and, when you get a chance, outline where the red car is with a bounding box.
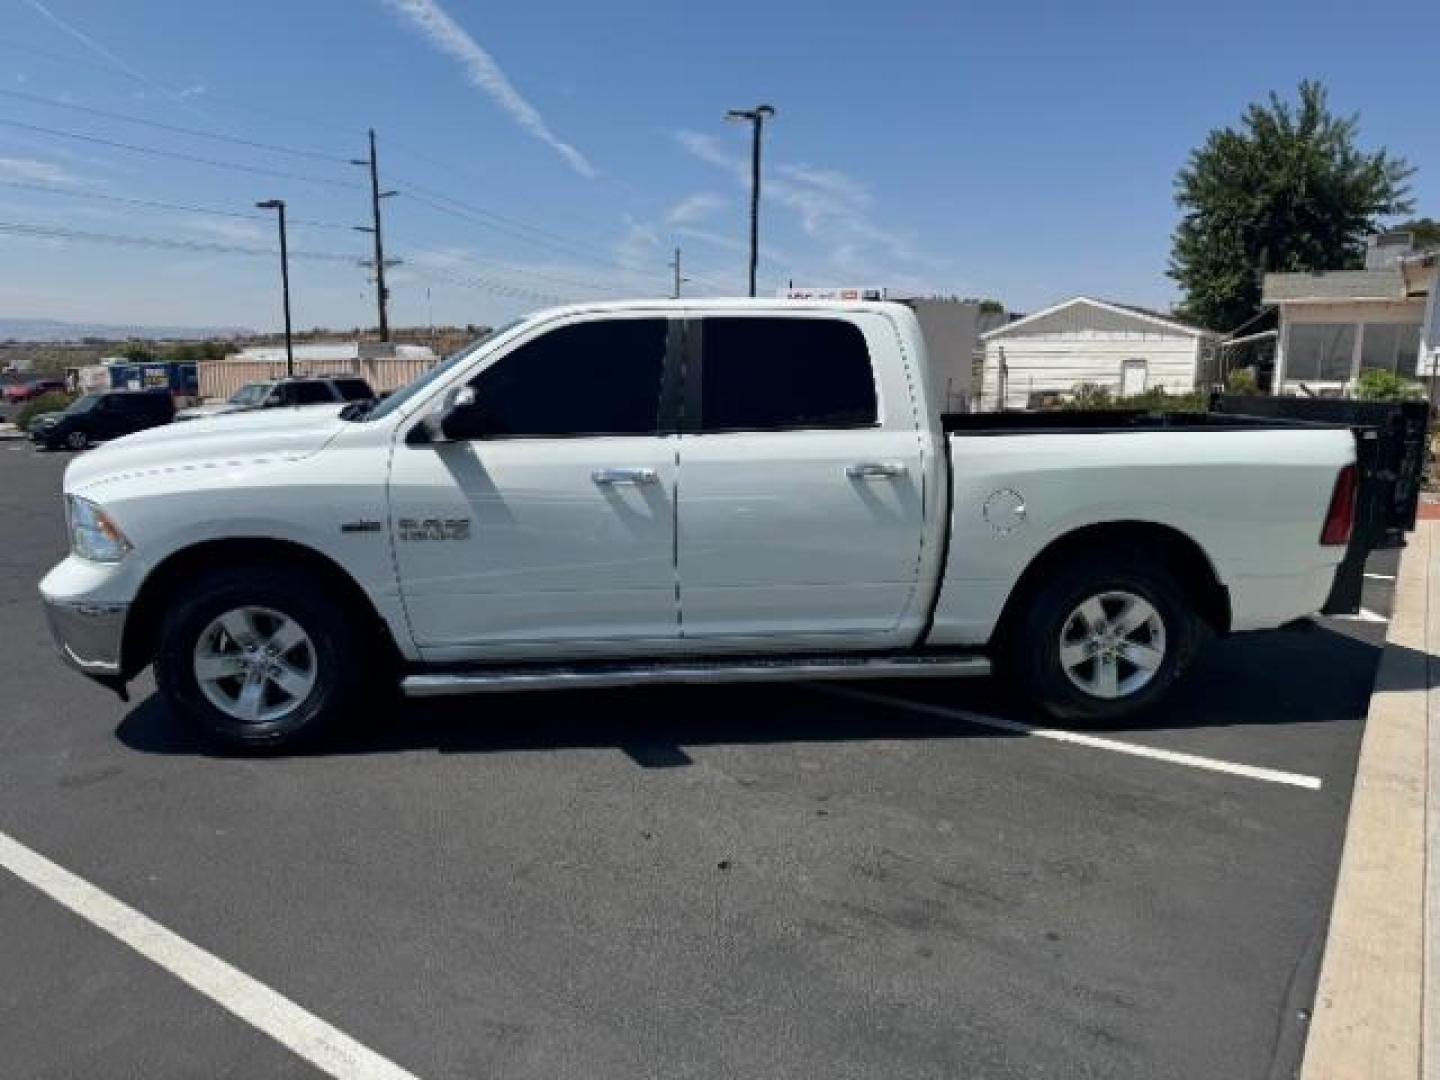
[3,378,66,403]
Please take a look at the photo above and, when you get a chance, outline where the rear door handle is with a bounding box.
[845,462,907,479]
[592,467,659,486]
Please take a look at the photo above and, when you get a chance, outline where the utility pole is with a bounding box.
[255,199,294,376]
[352,129,398,342]
[668,247,687,299]
[725,104,775,298]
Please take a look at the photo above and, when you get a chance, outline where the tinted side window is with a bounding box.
[289,381,334,405]
[469,319,667,437]
[332,379,373,401]
[700,317,877,431]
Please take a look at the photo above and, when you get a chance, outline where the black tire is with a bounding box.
[64,429,89,452]
[153,565,370,752]
[1002,554,1203,723]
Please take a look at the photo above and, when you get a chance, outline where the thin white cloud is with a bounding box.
[776,164,870,207]
[17,0,210,117]
[0,157,83,185]
[380,0,594,178]
[674,129,957,288]
[183,217,266,244]
[665,192,727,227]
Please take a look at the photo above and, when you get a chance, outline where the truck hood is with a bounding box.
[64,404,348,495]
[175,401,248,420]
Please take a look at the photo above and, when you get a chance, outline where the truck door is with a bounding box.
[389,315,681,656]
[675,313,928,647]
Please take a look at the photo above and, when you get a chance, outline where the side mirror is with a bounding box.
[420,385,488,443]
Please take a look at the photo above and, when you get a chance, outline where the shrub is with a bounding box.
[17,392,75,431]
[1225,368,1259,395]
[1064,383,1114,410]
[1353,367,1424,402]
[1057,384,1207,413]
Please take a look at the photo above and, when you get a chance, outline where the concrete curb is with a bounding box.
[1301,523,1433,1079]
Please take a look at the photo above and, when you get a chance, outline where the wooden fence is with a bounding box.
[197,357,436,401]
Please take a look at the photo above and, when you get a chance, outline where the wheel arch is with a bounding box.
[121,537,401,680]
[991,520,1231,648]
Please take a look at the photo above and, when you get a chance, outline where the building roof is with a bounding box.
[980,296,1217,341]
[233,342,436,362]
[1261,269,1407,304]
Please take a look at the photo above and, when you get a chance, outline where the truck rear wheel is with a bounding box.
[1004,555,1202,723]
[154,566,367,751]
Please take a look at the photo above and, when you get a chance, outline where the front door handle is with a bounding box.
[592,467,659,486]
[845,462,907,480]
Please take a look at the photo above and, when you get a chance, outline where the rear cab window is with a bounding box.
[332,379,374,401]
[287,381,336,405]
[696,316,878,432]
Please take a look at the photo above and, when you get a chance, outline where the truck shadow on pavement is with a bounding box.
[114,623,1395,763]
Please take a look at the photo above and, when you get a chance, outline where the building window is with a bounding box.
[1359,322,1424,377]
[1286,323,1357,382]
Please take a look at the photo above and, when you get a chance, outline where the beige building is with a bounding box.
[1264,233,1439,395]
[978,296,1218,411]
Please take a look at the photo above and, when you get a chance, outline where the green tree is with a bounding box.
[1395,217,1440,250]
[1169,80,1413,332]
[118,341,157,363]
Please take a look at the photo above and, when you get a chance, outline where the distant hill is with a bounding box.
[0,317,252,343]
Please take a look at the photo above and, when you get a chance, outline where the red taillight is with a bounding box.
[1320,464,1358,546]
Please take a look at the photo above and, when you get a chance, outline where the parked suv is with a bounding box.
[29,389,174,451]
[174,376,374,421]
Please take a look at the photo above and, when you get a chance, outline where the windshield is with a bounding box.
[354,321,525,422]
[64,394,101,415]
[228,383,271,406]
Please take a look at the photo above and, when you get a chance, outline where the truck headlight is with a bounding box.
[66,495,132,563]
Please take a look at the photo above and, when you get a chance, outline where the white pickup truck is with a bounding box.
[41,300,1361,750]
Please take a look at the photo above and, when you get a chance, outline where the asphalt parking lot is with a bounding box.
[0,442,1397,1080]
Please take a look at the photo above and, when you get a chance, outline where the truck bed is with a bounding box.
[942,410,1342,434]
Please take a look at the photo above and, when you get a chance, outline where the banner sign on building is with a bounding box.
[780,287,885,301]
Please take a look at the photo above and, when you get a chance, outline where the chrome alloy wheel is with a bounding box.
[192,606,317,724]
[1058,590,1167,700]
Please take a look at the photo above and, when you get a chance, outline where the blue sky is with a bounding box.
[0,0,1436,333]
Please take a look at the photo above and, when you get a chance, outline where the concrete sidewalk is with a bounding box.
[1302,523,1437,1079]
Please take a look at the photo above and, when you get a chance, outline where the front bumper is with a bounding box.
[42,596,129,685]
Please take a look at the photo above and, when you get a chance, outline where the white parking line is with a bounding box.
[1329,608,1389,624]
[813,686,1323,791]
[1364,572,1396,582]
[0,830,420,1080]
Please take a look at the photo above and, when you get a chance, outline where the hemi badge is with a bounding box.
[340,520,384,534]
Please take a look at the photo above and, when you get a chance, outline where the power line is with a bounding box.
[0,220,361,261]
[0,179,353,229]
[389,235,633,296]
[0,51,746,294]
[404,263,568,307]
[0,118,363,189]
[0,60,742,292]
[0,87,353,163]
[14,0,208,118]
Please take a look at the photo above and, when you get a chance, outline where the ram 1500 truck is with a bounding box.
[40,300,1360,750]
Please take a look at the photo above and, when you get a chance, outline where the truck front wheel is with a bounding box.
[154,567,367,751]
[1005,556,1202,723]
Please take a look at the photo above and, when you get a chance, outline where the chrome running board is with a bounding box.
[401,653,990,698]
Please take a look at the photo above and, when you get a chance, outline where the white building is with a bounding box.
[1264,234,1438,395]
[978,296,1218,411]
[232,342,437,364]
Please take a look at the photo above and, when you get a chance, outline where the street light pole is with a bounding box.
[725,104,775,298]
[256,199,294,377]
